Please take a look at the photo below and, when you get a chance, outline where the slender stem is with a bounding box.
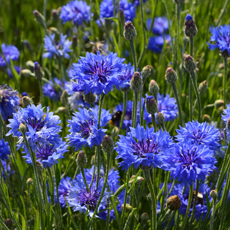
[43,0,48,22]
[139,89,143,126]
[39,79,44,106]
[210,198,216,230]
[176,4,181,71]
[132,92,138,128]
[189,37,194,121]
[81,168,89,192]
[140,0,146,55]
[89,164,96,189]
[144,170,157,230]
[181,182,193,230]
[172,82,183,126]
[151,114,156,129]
[119,92,128,131]
[223,57,227,105]
[190,181,200,222]
[130,40,137,71]
[90,0,94,40]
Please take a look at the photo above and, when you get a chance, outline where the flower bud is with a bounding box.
[146,96,158,115]
[84,93,96,104]
[51,9,60,22]
[199,80,208,95]
[165,67,177,84]
[22,96,33,108]
[184,14,198,38]
[102,135,114,154]
[4,219,13,229]
[157,112,165,124]
[210,190,217,200]
[130,72,142,92]
[72,35,77,50]
[36,161,44,174]
[227,118,230,130]
[203,114,211,123]
[34,62,44,80]
[214,99,224,108]
[33,10,45,28]
[48,27,59,35]
[123,21,137,41]
[166,195,181,211]
[184,55,196,73]
[26,178,33,186]
[141,65,152,82]
[219,106,224,113]
[149,80,159,96]
[121,204,133,212]
[55,107,66,114]
[129,175,144,188]
[19,123,26,134]
[61,90,69,106]
[91,155,95,165]
[21,69,35,78]
[76,150,87,167]
[140,212,149,223]
[26,60,35,71]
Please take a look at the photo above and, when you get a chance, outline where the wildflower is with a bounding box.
[148,35,171,53]
[119,0,136,22]
[0,139,11,160]
[165,143,217,185]
[0,44,20,68]
[147,17,169,35]
[176,121,221,151]
[144,93,178,125]
[184,14,198,38]
[58,177,73,207]
[0,84,20,121]
[207,25,230,56]
[60,0,91,26]
[115,124,174,171]
[67,106,111,151]
[43,34,72,59]
[70,51,124,95]
[118,63,135,90]
[7,104,62,151]
[43,78,64,101]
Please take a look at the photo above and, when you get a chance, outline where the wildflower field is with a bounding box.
[1,0,230,229]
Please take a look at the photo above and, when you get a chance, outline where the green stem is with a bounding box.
[81,168,89,193]
[210,198,216,230]
[119,92,128,132]
[130,40,137,71]
[90,0,94,40]
[39,79,43,106]
[172,82,183,126]
[144,170,157,230]
[132,92,139,128]
[181,183,193,230]
[189,37,194,121]
[190,181,200,222]
[151,114,156,129]
[223,57,227,105]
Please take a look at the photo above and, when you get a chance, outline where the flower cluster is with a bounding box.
[0,44,20,68]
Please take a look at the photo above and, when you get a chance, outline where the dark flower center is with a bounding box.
[26,117,46,132]
[78,188,101,211]
[36,145,54,160]
[192,129,209,144]
[132,138,158,158]
[180,149,197,168]
[80,119,93,139]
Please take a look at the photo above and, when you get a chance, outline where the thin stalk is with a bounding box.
[90,0,94,40]
[43,0,48,21]
[210,198,216,230]
[81,168,89,193]
[144,170,157,230]
[139,89,143,126]
[176,4,181,71]
[181,182,193,230]
[151,114,156,129]
[132,92,139,128]
[89,164,96,189]
[172,82,183,126]
[130,40,137,71]
[189,37,194,121]
[119,92,128,132]
[39,79,44,106]
[223,57,227,105]
[190,181,200,222]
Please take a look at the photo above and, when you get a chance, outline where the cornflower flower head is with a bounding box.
[144,93,178,125]
[148,35,171,53]
[43,34,72,59]
[70,51,124,95]
[119,0,136,22]
[176,121,221,151]
[58,177,73,208]
[43,78,64,101]
[118,63,135,90]
[0,84,20,121]
[23,140,67,168]
[207,25,230,56]
[165,143,217,185]
[60,0,91,26]
[0,138,11,160]
[67,106,111,151]
[115,124,174,171]
[7,104,62,151]
[0,44,20,68]
[147,17,169,35]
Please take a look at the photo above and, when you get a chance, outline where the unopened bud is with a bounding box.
[26,60,35,71]
[146,96,158,115]
[203,114,211,123]
[123,21,137,41]
[140,212,149,223]
[72,35,77,50]
[102,135,114,154]
[22,96,33,108]
[157,112,165,124]
[130,72,142,92]
[34,62,44,80]
[184,55,196,73]
[26,178,33,185]
[61,90,69,106]
[219,106,224,113]
[166,195,181,211]
[51,9,60,22]
[210,190,217,200]
[48,27,59,35]
[36,161,43,173]
[21,69,35,78]
[76,150,87,167]
[129,175,144,188]
[199,80,208,95]
[149,80,159,96]
[121,204,133,212]
[214,99,224,108]
[19,123,26,134]
[84,93,96,104]
[33,10,45,28]
[55,107,66,114]
[184,14,198,38]
[165,67,177,84]
[141,65,152,82]
[227,118,230,130]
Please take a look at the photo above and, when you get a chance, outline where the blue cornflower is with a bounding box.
[118,63,135,90]
[0,44,20,68]
[147,17,169,35]
[222,104,230,124]
[70,51,124,95]
[0,139,11,160]
[6,66,21,79]
[144,93,178,125]
[165,143,217,185]
[207,25,230,55]
[119,0,136,22]
[185,14,193,21]
[58,176,73,207]
[60,0,91,26]
[176,121,221,151]
[23,140,67,168]
[67,106,111,151]
[0,84,20,121]
[115,124,174,170]
[21,92,28,97]
[43,78,64,101]
[148,35,171,53]
[7,104,62,151]
[43,34,72,59]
